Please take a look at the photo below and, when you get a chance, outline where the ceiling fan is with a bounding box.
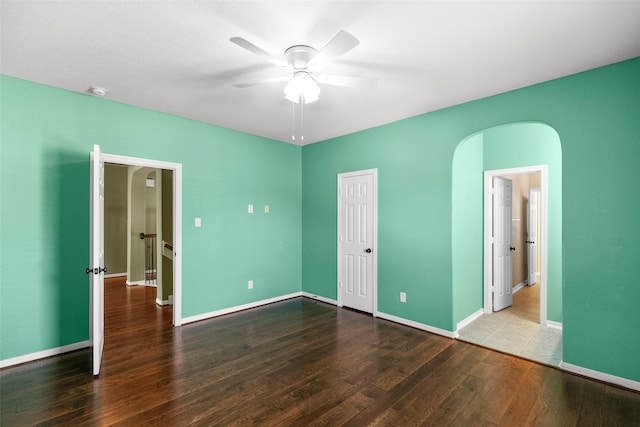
[230,31,376,104]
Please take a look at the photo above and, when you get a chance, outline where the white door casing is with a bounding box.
[90,144,105,376]
[338,169,377,314]
[484,166,549,326]
[90,148,183,374]
[492,176,513,312]
[527,188,539,286]
[100,152,183,326]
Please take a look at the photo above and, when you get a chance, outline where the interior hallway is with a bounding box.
[457,284,562,366]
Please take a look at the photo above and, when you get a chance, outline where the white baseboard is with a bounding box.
[456,309,485,332]
[0,340,91,369]
[560,362,640,392]
[546,320,563,330]
[126,280,157,287]
[181,292,303,325]
[513,281,527,294]
[301,292,338,306]
[156,298,172,306]
[376,311,457,339]
[104,272,126,279]
[301,294,456,339]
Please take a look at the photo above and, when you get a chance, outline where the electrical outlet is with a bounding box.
[248,280,253,289]
[400,292,406,303]
[264,204,269,213]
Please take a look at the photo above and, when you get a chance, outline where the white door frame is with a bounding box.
[484,165,548,326]
[527,187,540,286]
[337,168,378,316]
[101,152,183,326]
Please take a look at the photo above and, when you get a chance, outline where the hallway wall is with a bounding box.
[104,164,128,274]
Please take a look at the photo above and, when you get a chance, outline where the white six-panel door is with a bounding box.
[493,176,513,311]
[338,169,377,313]
[90,144,105,376]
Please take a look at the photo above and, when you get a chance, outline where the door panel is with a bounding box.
[339,171,376,313]
[90,144,105,376]
[493,176,513,311]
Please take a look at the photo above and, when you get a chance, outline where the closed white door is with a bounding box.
[527,188,539,286]
[90,144,105,376]
[493,176,513,311]
[338,170,376,313]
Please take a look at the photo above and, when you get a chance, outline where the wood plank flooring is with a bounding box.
[1,277,639,426]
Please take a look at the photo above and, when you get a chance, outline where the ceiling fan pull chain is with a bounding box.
[291,98,296,141]
[300,101,304,142]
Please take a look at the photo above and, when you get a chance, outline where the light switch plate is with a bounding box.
[195,217,202,227]
[264,204,269,213]
[248,204,254,213]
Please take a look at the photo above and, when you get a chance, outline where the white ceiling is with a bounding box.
[2,1,639,145]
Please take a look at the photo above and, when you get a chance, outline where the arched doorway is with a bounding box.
[452,122,562,365]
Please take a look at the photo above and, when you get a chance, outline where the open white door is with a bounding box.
[527,188,539,286]
[89,144,105,376]
[493,176,513,311]
[338,169,377,314]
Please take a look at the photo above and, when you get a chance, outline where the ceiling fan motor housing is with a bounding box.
[284,45,318,70]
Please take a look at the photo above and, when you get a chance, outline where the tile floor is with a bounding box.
[457,284,562,366]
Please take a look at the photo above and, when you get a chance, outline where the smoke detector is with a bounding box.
[89,86,107,97]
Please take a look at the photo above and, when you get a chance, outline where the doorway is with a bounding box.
[337,168,378,314]
[452,122,563,366]
[104,165,175,304]
[484,166,547,325]
[458,165,562,366]
[100,152,182,325]
[90,147,182,375]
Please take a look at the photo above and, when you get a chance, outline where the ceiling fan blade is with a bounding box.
[230,37,287,68]
[308,31,360,70]
[232,75,289,88]
[313,74,377,90]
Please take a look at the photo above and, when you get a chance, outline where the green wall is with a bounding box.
[302,58,640,382]
[2,57,639,384]
[0,75,302,361]
[452,133,483,325]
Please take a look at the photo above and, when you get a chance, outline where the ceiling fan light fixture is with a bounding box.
[284,71,320,104]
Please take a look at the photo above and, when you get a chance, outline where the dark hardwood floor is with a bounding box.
[1,277,639,426]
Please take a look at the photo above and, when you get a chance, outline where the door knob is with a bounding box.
[365,248,372,253]
[510,247,516,251]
